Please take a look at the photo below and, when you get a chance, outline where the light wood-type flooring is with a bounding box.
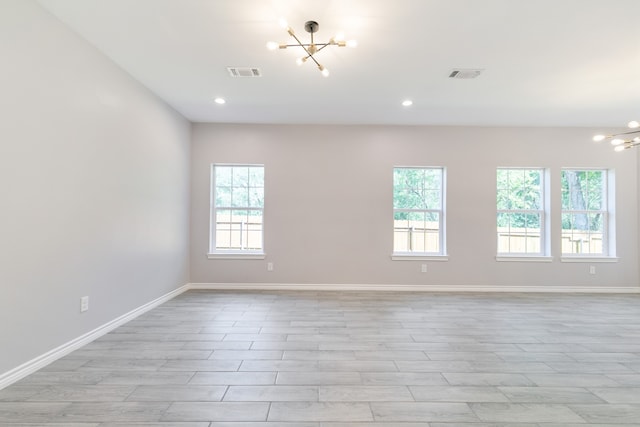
[2,289,640,426]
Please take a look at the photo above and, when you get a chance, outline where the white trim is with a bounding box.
[189,282,639,293]
[391,254,449,261]
[561,256,619,263]
[0,284,190,391]
[496,256,553,262]
[393,166,446,256]
[207,253,266,260]
[210,164,265,254]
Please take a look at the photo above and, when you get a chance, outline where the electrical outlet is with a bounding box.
[267,262,274,271]
[589,265,596,275]
[80,296,89,312]
[421,264,428,273]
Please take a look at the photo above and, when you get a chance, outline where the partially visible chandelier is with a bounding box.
[267,19,357,77]
[593,120,640,152]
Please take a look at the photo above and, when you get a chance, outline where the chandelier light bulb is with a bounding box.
[614,145,626,152]
[402,100,413,107]
[628,120,640,128]
[346,39,358,48]
[296,57,307,66]
[611,138,625,146]
[334,32,345,41]
[214,97,225,105]
[278,17,288,29]
[592,134,606,142]
[319,65,330,77]
[266,41,278,51]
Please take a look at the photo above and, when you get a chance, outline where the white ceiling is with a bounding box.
[38,0,640,127]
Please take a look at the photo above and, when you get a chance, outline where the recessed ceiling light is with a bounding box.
[214,97,226,105]
[402,100,413,107]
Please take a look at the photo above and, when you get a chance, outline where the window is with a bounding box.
[210,164,264,256]
[561,169,609,256]
[393,167,445,255]
[496,168,546,255]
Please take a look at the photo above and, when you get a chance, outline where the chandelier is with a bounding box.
[266,19,357,77]
[593,120,640,152]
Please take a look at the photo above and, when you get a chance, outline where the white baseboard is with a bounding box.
[0,284,190,391]
[189,282,640,293]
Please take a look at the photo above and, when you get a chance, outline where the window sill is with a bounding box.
[561,256,619,263]
[207,253,266,260]
[391,254,449,261]
[496,256,553,262]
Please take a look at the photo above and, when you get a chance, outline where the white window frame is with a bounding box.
[208,164,265,259]
[560,168,616,261]
[391,166,448,260]
[496,167,551,261]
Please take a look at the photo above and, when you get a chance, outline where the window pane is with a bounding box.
[497,189,511,210]
[215,209,233,249]
[232,167,248,188]
[561,169,607,256]
[523,188,541,210]
[524,213,540,230]
[496,168,544,255]
[393,211,411,252]
[393,210,441,253]
[497,212,510,228]
[249,187,264,208]
[215,186,231,207]
[424,169,442,189]
[424,190,441,209]
[394,168,442,210]
[561,172,570,210]
[587,171,604,210]
[231,187,249,207]
[562,170,586,210]
[248,166,264,188]
[212,165,264,252]
[215,166,232,187]
[393,168,444,254]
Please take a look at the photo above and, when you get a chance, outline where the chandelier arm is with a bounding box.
[282,43,331,48]
[302,44,331,65]
[314,44,331,53]
[306,54,321,67]
[288,31,311,53]
[609,129,640,138]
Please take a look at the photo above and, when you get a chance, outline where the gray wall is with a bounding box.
[0,1,191,375]
[191,123,638,288]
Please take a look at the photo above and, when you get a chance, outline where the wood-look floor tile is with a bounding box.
[470,402,585,423]
[319,385,413,402]
[161,402,269,422]
[224,385,319,401]
[371,401,478,422]
[268,402,373,422]
[409,385,510,402]
[189,372,276,385]
[126,385,227,401]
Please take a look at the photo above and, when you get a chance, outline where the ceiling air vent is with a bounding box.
[449,69,483,79]
[227,67,262,77]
